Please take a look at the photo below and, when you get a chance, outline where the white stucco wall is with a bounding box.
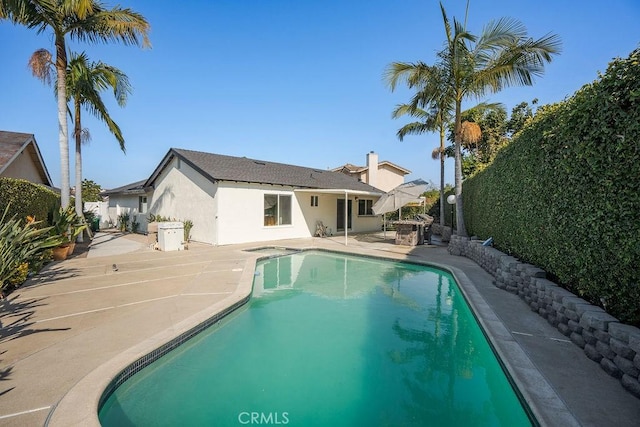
[217,186,381,245]
[147,157,217,244]
[215,182,309,245]
[297,192,380,235]
[148,158,382,246]
[107,194,150,231]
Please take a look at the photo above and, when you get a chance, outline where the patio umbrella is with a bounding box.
[372,178,429,216]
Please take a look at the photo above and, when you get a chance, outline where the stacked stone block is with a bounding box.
[448,236,503,276]
[448,237,640,399]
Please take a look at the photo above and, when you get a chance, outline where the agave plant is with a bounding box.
[0,206,64,293]
[50,206,87,244]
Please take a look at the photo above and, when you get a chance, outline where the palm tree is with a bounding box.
[386,1,560,236]
[391,102,450,227]
[388,78,499,229]
[69,53,131,242]
[1,1,149,209]
[387,63,452,227]
[29,50,131,242]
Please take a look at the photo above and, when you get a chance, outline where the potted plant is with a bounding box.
[50,207,71,260]
[67,216,87,255]
[50,207,84,259]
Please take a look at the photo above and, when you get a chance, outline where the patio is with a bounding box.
[0,232,638,426]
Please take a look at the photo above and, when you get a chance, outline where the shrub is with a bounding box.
[0,206,64,294]
[183,219,193,242]
[463,48,640,325]
[0,177,60,225]
[117,212,130,232]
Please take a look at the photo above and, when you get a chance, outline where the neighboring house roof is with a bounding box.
[102,179,148,196]
[0,130,53,186]
[146,148,383,194]
[330,160,411,176]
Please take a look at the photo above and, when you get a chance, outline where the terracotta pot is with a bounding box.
[67,242,76,256]
[52,245,69,261]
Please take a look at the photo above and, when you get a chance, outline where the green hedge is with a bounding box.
[0,177,60,225]
[463,48,640,325]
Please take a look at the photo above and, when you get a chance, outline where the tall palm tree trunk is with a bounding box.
[454,99,467,237]
[55,36,70,209]
[74,101,84,242]
[439,125,446,227]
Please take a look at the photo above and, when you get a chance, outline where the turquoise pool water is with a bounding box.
[99,251,532,426]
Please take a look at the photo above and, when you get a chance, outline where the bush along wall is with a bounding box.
[0,177,60,224]
[462,48,640,326]
[449,236,640,399]
[0,178,61,294]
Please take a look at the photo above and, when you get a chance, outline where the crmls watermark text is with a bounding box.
[238,412,289,425]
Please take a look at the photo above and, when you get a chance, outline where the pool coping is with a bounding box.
[45,246,578,426]
[45,255,258,427]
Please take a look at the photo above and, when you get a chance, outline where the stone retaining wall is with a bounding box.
[431,224,452,242]
[448,235,640,399]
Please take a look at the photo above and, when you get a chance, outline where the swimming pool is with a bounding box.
[99,251,533,426]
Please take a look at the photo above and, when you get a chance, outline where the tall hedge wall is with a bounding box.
[463,48,640,325]
[0,177,60,224]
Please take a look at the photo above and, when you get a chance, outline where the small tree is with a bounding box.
[388,1,561,236]
[82,179,102,202]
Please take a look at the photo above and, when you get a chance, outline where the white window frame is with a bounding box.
[138,196,148,214]
[264,194,292,226]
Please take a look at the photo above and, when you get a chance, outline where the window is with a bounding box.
[358,199,374,216]
[310,195,319,207]
[264,194,292,226]
[138,196,148,214]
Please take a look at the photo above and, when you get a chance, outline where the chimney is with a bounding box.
[366,151,378,188]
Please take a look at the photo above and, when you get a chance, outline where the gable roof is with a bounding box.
[330,160,411,175]
[146,148,382,194]
[0,131,53,186]
[102,179,148,196]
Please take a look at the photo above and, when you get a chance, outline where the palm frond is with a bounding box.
[66,51,129,152]
[461,121,481,144]
[28,48,54,84]
[392,104,429,120]
[68,7,151,47]
[384,61,432,91]
[396,122,432,142]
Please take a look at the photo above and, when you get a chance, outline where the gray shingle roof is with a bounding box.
[103,179,148,195]
[148,148,382,193]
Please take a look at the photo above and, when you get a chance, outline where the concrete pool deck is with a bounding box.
[0,231,638,426]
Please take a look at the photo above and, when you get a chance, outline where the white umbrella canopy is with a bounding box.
[372,178,429,216]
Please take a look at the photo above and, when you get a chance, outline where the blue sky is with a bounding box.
[1,0,638,190]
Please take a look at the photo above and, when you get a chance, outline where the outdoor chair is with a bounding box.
[315,221,328,237]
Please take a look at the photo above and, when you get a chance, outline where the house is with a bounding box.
[101,180,151,230]
[331,151,411,192]
[140,148,384,246]
[0,130,53,186]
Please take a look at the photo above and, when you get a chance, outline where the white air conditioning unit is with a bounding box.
[157,222,184,251]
